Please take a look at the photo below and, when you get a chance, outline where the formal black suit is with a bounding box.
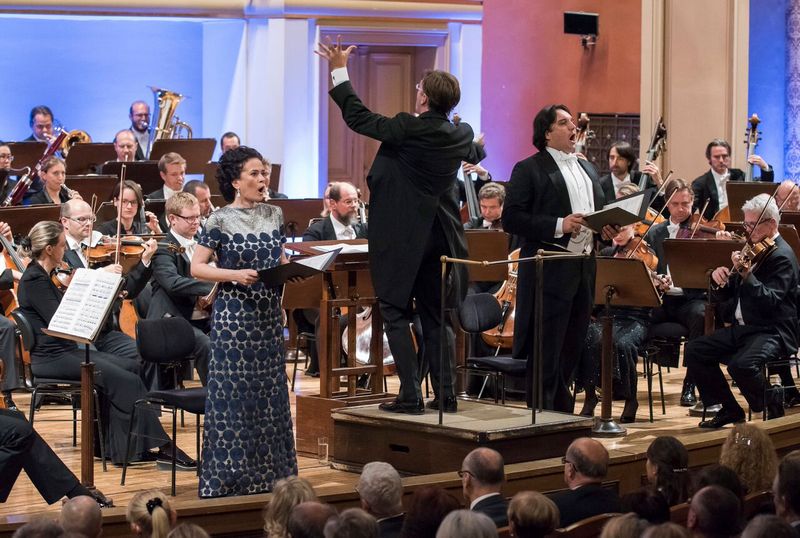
[96,218,150,237]
[148,231,213,385]
[0,409,84,504]
[686,234,799,413]
[692,167,775,220]
[549,484,621,528]
[0,268,20,393]
[501,150,604,411]
[145,187,171,231]
[472,494,509,527]
[27,188,69,205]
[329,80,485,404]
[302,215,367,242]
[377,513,404,538]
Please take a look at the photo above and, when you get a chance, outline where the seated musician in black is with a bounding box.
[687,194,799,427]
[692,139,774,220]
[60,199,155,371]
[96,180,162,237]
[0,143,17,201]
[458,162,492,206]
[0,222,25,410]
[296,181,367,376]
[17,221,195,467]
[148,192,212,386]
[27,156,81,206]
[599,141,664,209]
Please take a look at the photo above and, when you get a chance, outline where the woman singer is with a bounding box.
[96,179,162,237]
[17,220,193,465]
[191,146,297,498]
[27,156,80,205]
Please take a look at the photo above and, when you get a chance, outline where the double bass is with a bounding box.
[638,118,667,190]
[744,114,761,182]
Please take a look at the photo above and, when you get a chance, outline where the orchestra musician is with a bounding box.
[147,152,186,202]
[128,100,150,161]
[775,180,800,212]
[318,38,486,415]
[0,144,16,201]
[220,132,240,154]
[183,180,214,224]
[599,141,663,207]
[24,105,54,143]
[27,157,80,206]
[502,104,610,412]
[0,222,24,411]
[113,129,139,162]
[148,192,212,386]
[17,220,194,467]
[96,180,161,237]
[464,182,506,231]
[693,139,774,220]
[458,161,491,206]
[191,145,297,498]
[687,194,799,427]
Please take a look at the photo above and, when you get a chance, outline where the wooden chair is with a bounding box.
[548,513,621,537]
[669,502,690,525]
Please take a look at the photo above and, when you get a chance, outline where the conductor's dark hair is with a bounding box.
[29,105,53,126]
[609,141,637,173]
[532,104,570,151]
[705,138,731,160]
[216,145,264,203]
[420,71,461,116]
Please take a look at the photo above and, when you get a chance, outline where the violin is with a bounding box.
[615,236,659,272]
[676,213,728,239]
[733,237,776,277]
[50,262,75,291]
[634,208,666,238]
[481,249,520,351]
[86,236,183,266]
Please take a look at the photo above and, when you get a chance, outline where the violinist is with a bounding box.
[16,220,195,468]
[646,179,709,406]
[60,199,156,370]
[775,180,800,212]
[599,141,663,209]
[96,180,161,237]
[183,180,214,229]
[692,139,774,220]
[148,192,212,386]
[687,194,799,427]
[0,221,25,410]
[27,157,81,206]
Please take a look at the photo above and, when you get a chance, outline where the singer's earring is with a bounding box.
[235,187,241,198]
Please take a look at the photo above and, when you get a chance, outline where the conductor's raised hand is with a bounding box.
[315,36,357,70]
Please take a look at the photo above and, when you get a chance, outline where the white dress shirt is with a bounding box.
[712,169,730,211]
[547,147,595,254]
[612,173,631,197]
[330,214,356,240]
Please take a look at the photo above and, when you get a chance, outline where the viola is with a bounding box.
[733,237,776,276]
[481,249,520,351]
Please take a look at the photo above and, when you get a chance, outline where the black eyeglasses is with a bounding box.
[173,214,200,223]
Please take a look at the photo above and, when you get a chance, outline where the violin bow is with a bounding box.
[742,184,780,245]
[624,187,678,259]
[113,164,127,266]
[689,200,711,239]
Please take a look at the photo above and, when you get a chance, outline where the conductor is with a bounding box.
[317,37,486,414]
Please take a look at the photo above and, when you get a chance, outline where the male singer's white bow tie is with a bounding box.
[558,153,579,165]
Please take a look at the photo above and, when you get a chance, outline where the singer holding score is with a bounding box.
[191,146,297,498]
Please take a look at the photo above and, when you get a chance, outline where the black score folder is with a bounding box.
[258,248,341,286]
[582,189,653,232]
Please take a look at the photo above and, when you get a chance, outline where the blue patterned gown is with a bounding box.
[198,203,297,498]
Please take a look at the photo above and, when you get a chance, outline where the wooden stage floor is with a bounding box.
[2,358,800,536]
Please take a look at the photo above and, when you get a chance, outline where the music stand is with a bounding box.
[0,205,60,237]
[270,163,282,194]
[150,139,215,174]
[144,199,166,218]
[663,239,744,289]
[65,144,116,175]
[65,175,119,203]
[269,199,325,239]
[780,211,800,229]
[593,257,661,436]
[726,183,777,221]
[101,161,162,195]
[6,142,46,170]
[464,230,510,282]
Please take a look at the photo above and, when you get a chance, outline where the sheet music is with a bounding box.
[296,249,341,270]
[48,268,123,341]
[312,243,368,255]
[602,192,645,215]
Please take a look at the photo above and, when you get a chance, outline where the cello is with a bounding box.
[481,249,520,352]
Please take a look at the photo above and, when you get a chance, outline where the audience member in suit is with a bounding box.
[502,104,610,411]
[460,447,509,528]
[113,129,139,163]
[297,182,368,376]
[688,194,799,428]
[0,408,112,506]
[549,438,621,527]
[687,486,743,538]
[148,192,213,386]
[599,141,664,210]
[96,180,162,237]
[60,199,156,370]
[507,491,560,537]
[26,156,80,206]
[357,462,405,538]
[692,138,774,220]
[128,100,150,161]
[220,131,240,154]
[774,453,800,530]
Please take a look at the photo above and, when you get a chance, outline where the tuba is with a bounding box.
[58,129,91,157]
[145,86,193,158]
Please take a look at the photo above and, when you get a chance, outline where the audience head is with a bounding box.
[477,182,505,223]
[693,464,745,504]
[129,100,151,133]
[621,487,670,524]
[220,132,240,154]
[646,436,690,506]
[416,71,460,116]
[114,129,138,161]
[167,523,210,538]
[287,501,337,538]
[507,491,559,538]
[460,447,505,503]
[705,139,731,174]
[29,105,54,142]
[20,221,64,261]
[687,485,742,538]
[158,152,187,192]
[327,182,360,226]
[11,517,63,538]
[599,513,650,538]
[400,486,460,538]
[435,510,496,538]
[216,146,266,203]
[642,522,691,538]
[532,104,571,152]
[323,508,378,538]
[263,476,317,537]
[182,180,213,217]
[563,437,609,488]
[608,141,638,178]
[60,495,102,538]
[357,461,403,518]
[126,490,176,538]
[773,452,800,523]
[741,514,798,538]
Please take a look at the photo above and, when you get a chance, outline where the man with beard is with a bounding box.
[128,100,151,160]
